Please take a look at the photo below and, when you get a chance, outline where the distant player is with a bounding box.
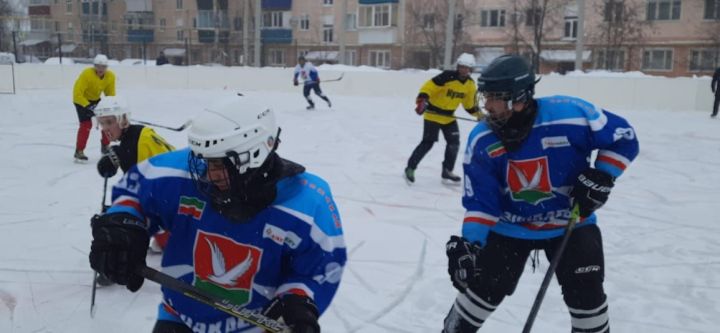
[442,55,639,333]
[293,56,332,110]
[89,96,346,333]
[404,53,480,184]
[72,54,115,162]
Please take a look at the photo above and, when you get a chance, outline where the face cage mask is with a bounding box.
[188,128,282,221]
[477,89,536,150]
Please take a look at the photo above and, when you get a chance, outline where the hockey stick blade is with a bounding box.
[324,72,344,82]
[137,266,289,333]
[132,119,192,132]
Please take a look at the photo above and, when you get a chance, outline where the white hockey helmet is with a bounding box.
[187,97,279,174]
[456,53,476,68]
[94,96,130,128]
[94,54,109,66]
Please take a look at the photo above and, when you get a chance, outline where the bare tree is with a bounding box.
[505,0,564,73]
[0,0,14,51]
[407,0,467,69]
[590,0,650,71]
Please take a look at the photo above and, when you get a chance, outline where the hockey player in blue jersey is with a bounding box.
[293,56,332,110]
[442,55,639,333]
[89,96,346,333]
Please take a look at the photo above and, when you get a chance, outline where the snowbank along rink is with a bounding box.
[1,63,715,112]
[0,63,718,332]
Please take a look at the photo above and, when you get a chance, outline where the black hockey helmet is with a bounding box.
[477,54,536,103]
[477,55,538,151]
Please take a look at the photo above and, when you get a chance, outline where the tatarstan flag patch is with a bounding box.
[486,141,507,158]
[178,196,206,220]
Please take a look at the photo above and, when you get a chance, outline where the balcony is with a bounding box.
[358,28,397,44]
[197,31,230,44]
[28,5,50,16]
[261,29,292,44]
[197,10,230,31]
[262,0,291,10]
[127,29,154,43]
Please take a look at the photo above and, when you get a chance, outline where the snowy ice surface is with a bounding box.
[0,83,719,333]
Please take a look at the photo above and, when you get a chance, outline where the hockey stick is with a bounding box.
[137,266,290,333]
[90,177,109,318]
[298,73,345,85]
[131,119,191,132]
[521,204,581,333]
[323,72,344,82]
[423,110,481,123]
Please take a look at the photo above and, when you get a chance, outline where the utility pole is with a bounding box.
[243,0,250,65]
[574,0,586,72]
[58,33,63,64]
[442,0,456,69]
[253,0,261,67]
[213,0,220,64]
[338,0,347,65]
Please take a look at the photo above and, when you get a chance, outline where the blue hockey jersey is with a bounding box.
[106,148,347,333]
[462,95,639,245]
[293,62,320,85]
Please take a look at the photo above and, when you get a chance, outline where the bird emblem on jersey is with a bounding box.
[507,157,555,205]
[193,231,262,306]
[206,238,254,286]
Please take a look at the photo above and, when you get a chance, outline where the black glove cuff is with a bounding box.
[91,212,149,232]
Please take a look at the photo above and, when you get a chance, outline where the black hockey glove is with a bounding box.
[97,146,120,178]
[570,168,616,218]
[446,235,483,293]
[89,213,149,292]
[262,294,320,333]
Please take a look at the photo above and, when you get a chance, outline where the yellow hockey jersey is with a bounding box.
[419,70,479,125]
[73,67,116,107]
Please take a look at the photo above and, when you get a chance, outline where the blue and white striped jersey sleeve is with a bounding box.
[568,97,640,178]
[461,126,503,246]
[107,149,191,233]
[272,174,346,314]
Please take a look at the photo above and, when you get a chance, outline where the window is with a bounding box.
[422,14,435,29]
[66,0,72,14]
[159,18,166,32]
[300,14,310,30]
[359,4,393,27]
[198,11,213,29]
[67,22,74,41]
[646,0,681,21]
[234,17,243,31]
[525,8,541,26]
[324,0,333,6]
[345,49,356,65]
[689,49,719,71]
[642,49,673,70]
[604,1,624,22]
[269,49,285,66]
[176,0,183,10]
[323,24,334,43]
[263,11,284,28]
[345,13,357,31]
[55,21,60,32]
[480,9,505,27]
[704,0,720,19]
[177,30,184,41]
[594,49,625,71]
[369,50,390,68]
[564,16,578,39]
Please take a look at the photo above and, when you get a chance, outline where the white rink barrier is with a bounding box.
[10,64,714,112]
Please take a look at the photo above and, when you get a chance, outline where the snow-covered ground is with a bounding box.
[0,83,719,333]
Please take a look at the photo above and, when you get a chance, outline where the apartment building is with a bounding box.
[16,0,720,77]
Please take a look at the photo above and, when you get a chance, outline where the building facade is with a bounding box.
[14,0,720,77]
